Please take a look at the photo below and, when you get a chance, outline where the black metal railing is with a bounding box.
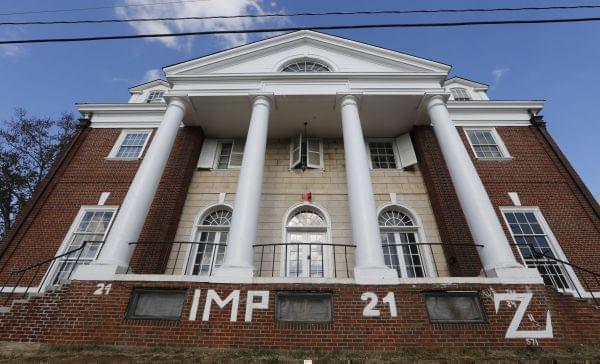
[127,241,226,276]
[253,243,356,278]
[519,243,600,306]
[127,241,486,279]
[0,241,100,306]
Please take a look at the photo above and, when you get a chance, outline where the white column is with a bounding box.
[213,95,272,283]
[91,97,187,273]
[339,95,397,284]
[426,96,534,278]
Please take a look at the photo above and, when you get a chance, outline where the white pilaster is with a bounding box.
[426,96,535,279]
[79,97,187,277]
[212,95,272,283]
[339,95,397,284]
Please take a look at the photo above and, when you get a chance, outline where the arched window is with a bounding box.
[378,207,427,277]
[188,207,232,276]
[284,206,329,277]
[281,60,331,73]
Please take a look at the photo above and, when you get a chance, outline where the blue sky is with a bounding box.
[0,0,599,197]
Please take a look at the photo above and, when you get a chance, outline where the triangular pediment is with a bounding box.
[164,30,450,76]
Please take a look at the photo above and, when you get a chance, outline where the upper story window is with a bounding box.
[196,139,244,170]
[450,87,471,101]
[290,135,323,170]
[366,135,418,170]
[368,141,398,169]
[464,128,510,159]
[108,129,152,160]
[145,90,165,103]
[282,60,330,73]
[501,208,572,290]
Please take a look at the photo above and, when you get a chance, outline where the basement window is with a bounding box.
[275,292,333,323]
[424,291,487,323]
[125,288,187,320]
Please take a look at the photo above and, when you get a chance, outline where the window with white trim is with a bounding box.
[464,128,510,159]
[290,135,323,170]
[368,141,397,169]
[284,207,329,278]
[51,207,116,285]
[366,134,418,169]
[108,130,152,159]
[502,208,572,290]
[188,207,231,276]
[450,87,471,101]
[214,140,244,169]
[281,60,330,72]
[378,208,427,277]
[145,90,165,103]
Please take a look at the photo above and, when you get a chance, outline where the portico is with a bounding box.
[74,30,539,284]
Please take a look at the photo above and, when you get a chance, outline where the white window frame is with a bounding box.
[43,205,118,289]
[185,204,233,276]
[450,87,472,101]
[500,206,584,294]
[366,138,401,170]
[145,90,165,103]
[463,127,512,160]
[212,139,244,170]
[376,203,437,278]
[279,202,333,279]
[107,129,152,160]
[289,136,324,170]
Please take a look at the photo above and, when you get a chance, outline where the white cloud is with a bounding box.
[491,67,509,89]
[116,0,286,51]
[0,28,26,58]
[141,68,163,82]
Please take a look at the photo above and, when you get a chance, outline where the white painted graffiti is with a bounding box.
[493,292,553,339]
[188,289,269,322]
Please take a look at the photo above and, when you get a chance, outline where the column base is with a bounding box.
[483,266,544,284]
[210,266,254,284]
[354,266,398,285]
[71,263,126,281]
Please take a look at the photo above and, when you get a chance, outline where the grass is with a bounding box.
[0,342,599,363]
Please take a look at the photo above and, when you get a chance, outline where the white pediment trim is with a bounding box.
[163,30,451,76]
[445,77,489,91]
[129,79,170,93]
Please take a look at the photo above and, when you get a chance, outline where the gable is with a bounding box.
[164,30,450,76]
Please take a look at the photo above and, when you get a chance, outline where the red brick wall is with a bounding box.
[413,125,600,288]
[0,127,203,284]
[1,280,598,349]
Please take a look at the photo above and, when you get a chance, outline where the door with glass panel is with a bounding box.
[188,209,230,276]
[285,209,328,278]
[379,209,427,278]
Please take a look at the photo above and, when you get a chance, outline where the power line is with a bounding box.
[1,17,600,45]
[2,4,600,26]
[0,0,208,17]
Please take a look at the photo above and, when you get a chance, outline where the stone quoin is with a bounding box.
[0,30,598,351]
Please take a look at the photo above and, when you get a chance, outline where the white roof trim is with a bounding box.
[445,77,489,91]
[128,79,170,93]
[163,30,452,75]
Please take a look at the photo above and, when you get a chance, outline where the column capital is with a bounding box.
[167,96,188,112]
[338,94,361,108]
[426,94,447,108]
[250,95,273,108]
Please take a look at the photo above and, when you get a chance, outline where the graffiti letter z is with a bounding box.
[494,292,553,339]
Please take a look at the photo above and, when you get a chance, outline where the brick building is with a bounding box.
[0,31,598,350]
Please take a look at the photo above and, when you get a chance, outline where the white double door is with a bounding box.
[285,231,327,278]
